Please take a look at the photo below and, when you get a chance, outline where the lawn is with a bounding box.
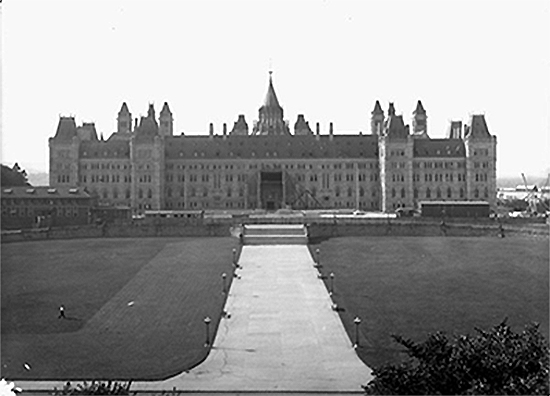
[313,236,549,369]
[1,237,240,380]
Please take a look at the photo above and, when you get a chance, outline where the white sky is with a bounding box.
[1,0,549,178]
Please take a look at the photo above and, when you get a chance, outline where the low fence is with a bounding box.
[2,216,547,243]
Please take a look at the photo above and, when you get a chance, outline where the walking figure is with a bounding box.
[440,219,447,236]
[58,305,66,319]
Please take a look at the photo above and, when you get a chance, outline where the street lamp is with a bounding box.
[222,273,227,294]
[204,316,212,347]
[314,249,321,268]
[329,272,335,295]
[232,248,237,264]
[353,316,361,348]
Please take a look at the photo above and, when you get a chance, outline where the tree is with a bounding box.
[1,163,30,187]
[364,320,549,395]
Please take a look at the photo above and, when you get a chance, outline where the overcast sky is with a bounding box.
[1,0,549,179]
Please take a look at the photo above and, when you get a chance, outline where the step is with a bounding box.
[243,224,307,236]
[243,235,308,245]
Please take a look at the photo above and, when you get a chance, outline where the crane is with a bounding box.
[521,173,549,216]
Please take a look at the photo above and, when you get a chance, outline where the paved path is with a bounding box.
[133,245,372,392]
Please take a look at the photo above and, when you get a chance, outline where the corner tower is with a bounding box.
[252,72,290,135]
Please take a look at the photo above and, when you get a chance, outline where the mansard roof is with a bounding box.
[465,114,491,139]
[164,134,379,160]
[54,117,78,140]
[80,140,131,158]
[385,115,409,139]
[413,139,465,158]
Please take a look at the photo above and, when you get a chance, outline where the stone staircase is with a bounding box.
[242,224,308,245]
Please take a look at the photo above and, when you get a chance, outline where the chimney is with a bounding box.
[316,122,320,140]
[329,122,334,141]
[223,123,227,139]
[209,123,214,138]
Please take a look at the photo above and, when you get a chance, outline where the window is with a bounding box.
[147,189,152,199]
[401,188,405,198]
[474,188,479,198]
[391,188,396,198]
[426,188,431,199]
[436,188,441,199]
[413,188,418,199]
[447,187,452,198]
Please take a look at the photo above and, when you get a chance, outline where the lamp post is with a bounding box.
[329,272,335,295]
[353,316,361,348]
[232,248,237,264]
[204,316,212,347]
[222,273,227,294]
[314,248,321,269]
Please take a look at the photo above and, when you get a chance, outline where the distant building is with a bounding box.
[1,186,94,229]
[49,73,497,213]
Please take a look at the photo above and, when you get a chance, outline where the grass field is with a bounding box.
[1,237,239,380]
[313,236,549,369]
[2,235,548,381]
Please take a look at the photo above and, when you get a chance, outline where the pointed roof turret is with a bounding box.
[262,71,281,108]
[371,100,384,115]
[147,103,156,119]
[413,100,426,115]
[160,102,172,115]
[388,102,396,116]
[119,102,130,114]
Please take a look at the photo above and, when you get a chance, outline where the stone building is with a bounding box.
[1,186,94,229]
[49,73,497,213]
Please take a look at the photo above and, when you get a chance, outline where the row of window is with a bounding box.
[413,161,466,169]
[1,206,83,217]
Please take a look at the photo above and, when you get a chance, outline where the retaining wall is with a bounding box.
[2,218,547,243]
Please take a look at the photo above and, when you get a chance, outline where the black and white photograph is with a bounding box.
[1,0,549,394]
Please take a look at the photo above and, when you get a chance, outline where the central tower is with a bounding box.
[252,72,290,135]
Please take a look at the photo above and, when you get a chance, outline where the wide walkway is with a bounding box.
[134,245,372,392]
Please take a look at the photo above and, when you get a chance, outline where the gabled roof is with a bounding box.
[53,117,78,140]
[413,139,466,158]
[262,73,281,108]
[164,134,379,160]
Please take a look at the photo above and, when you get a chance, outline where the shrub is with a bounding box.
[53,380,132,395]
[364,320,549,395]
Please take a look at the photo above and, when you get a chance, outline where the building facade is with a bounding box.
[49,74,497,213]
[1,186,94,229]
